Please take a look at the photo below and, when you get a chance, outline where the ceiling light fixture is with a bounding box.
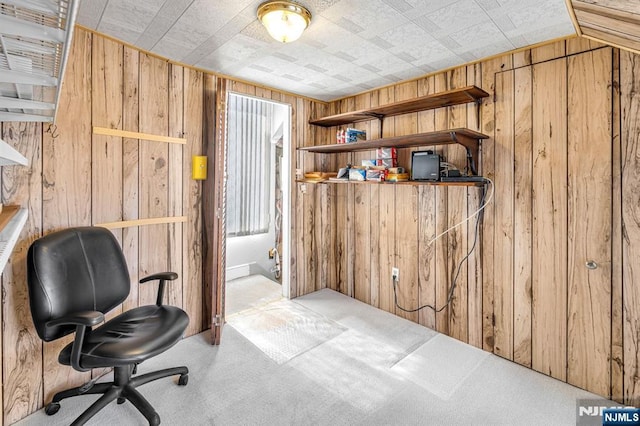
[257,1,312,43]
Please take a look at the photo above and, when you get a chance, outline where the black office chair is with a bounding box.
[26,227,189,425]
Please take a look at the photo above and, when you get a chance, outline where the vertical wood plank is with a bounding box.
[531,57,568,381]
[354,184,371,303]
[611,47,624,404]
[378,184,395,313]
[434,73,450,334]
[41,28,93,403]
[418,184,436,329]
[122,46,140,312]
[466,64,484,349]
[395,185,419,323]
[334,183,348,294]
[303,182,317,295]
[168,64,184,309]
[417,76,437,330]
[493,70,515,360]
[138,53,170,307]
[1,122,43,424]
[481,55,512,352]
[620,50,640,407]
[91,35,124,321]
[513,65,533,368]
[447,68,469,343]
[567,47,612,397]
[183,68,204,336]
[369,185,380,308]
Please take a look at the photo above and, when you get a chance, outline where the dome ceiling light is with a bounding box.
[257,1,312,43]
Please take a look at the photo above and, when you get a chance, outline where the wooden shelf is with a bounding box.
[0,207,27,275]
[299,128,488,153]
[297,179,485,187]
[309,85,489,127]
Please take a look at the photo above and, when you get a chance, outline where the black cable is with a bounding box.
[393,184,488,313]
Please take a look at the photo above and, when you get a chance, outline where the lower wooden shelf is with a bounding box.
[0,207,27,274]
[296,179,484,187]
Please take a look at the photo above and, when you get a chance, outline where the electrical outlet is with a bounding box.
[392,267,399,281]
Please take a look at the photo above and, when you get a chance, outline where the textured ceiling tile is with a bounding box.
[408,40,457,64]
[336,17,365,33]
[302,16,354,49]
[401,0,459,17]
[363,53,412,75]
[303,0,343,14]
[182,14,255,64]
[382,0,413,13]
[422,0,491,32]
[77,0,108,29]
[520,23,576,45]
[476,0,500,11]
[322,0,409,40]
[490,13,516,32]
[135,0,195,50]
[152,38,194,62]
[96,21,143,45]
[377,22,436,49]
[505,0,573,29]
[98,0,162,34]
[449,21,510,50]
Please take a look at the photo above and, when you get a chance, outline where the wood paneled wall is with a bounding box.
[0,28,323,425]
[296,37,640,406]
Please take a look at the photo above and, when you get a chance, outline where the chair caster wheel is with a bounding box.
[45,402,60,416]
[117,397,126,404]
[178,374,188,386]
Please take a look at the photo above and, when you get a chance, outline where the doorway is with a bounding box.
[224,92,291,315]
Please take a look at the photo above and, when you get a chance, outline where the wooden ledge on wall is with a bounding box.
[93,127,187,144]
[96,216,187,230]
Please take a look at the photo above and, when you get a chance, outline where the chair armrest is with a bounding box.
[139,272,178,283]
[46,311,104,373]
[46,311,104,328]
[139,272,179,306]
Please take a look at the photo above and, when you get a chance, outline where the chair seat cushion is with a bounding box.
[59,305,189,369]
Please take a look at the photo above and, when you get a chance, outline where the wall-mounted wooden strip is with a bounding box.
[567,47,612,397]
[620,50,640,407]
[93,126,187,144]
[466,64,484,350]
[183,68,204,336]
[96,216,187,229]
[122,45,140,312]
[513,65,533,368]
[353,184,371,303]
[610,48,624,404]
[531,57,568,381]
[378,185,395,314]
[168,64,185,310]
[493,70,515,359]
[395,185,419,323]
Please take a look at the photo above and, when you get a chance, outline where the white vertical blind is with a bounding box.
[227,93,273,237]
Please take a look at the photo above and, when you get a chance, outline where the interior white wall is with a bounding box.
[226,97,289,283]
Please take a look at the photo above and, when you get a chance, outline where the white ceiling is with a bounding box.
[77,0,576,101]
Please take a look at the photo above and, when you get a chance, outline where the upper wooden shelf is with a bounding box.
[298,128,489,154]
[309,85,490,127]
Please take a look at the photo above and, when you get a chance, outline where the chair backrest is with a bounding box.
[27,227,130,342]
